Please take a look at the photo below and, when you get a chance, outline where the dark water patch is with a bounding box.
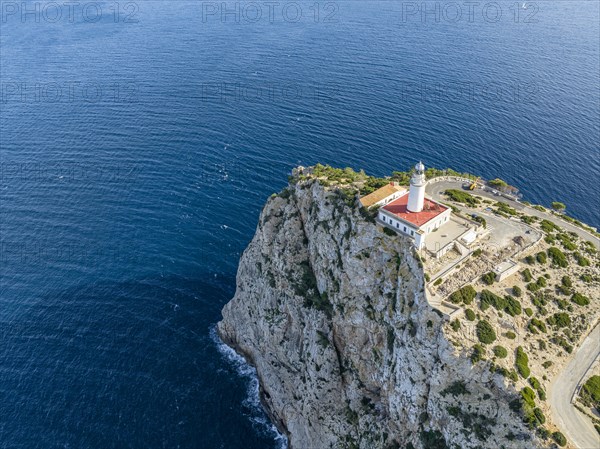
[0,276,278,449]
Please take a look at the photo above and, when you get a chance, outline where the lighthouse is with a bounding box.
[407,161,426,212]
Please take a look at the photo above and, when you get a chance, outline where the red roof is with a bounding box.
[382,194,448,228]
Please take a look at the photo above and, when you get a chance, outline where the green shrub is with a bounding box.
[524,307,533,317]
[521,386,536,407]
[445,189,479,207]
[571,292,590,306]
[495,201,518,216]
[441,381,469,397]
[538,389,547,401]
[537,277,547,287]
[471,344,485,363]
[573,253,590,267]
[528,318,547,334]
[500,368,519,382]
[310,292,334,318]
[537,427,550,439]
[479,290,521,316]
[536,252,547,264]
[529,377,541,390]
[488,178,508,189]
[561,275,572,287]
[472,248,483,257]
[465,308,476,321]
[448,285,477,305]
[504,296,522,316]
[504,331,516,340]
[522,402,546,428]
[581,273,593,283]
[533,408,546,424]
[512,285,522,297]
[540,219,559,233]
[481,271,496,285]
[521,268,533,282]
[420,430,448,449]
[516,346,530,378]
[551,335,573,354]
[521,214,537,224]
[433,278,443,286]
[480,289,502,308]
[476,320,496,344]
[542,361,553,369]
[579,375,600,410]
[450,319,461,332]
[493,346,508,358]
[531,292,549,313]
[548,247,568,268]
[557,234,577,251]
[552,431,567,446]
[525,255,536,265]
[547,312,571,328]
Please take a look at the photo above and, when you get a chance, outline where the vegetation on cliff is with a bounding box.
[223,165,599,449]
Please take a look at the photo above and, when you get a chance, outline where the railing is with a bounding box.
[427,176,477,185]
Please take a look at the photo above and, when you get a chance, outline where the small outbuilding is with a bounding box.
[494,260,520,282]
[359,183,406,208]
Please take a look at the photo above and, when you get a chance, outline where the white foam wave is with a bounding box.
[210,325,288,449]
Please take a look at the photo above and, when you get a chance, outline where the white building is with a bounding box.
[494,260,520,282]
[377,162,452,250]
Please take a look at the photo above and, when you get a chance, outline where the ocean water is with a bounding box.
[0,1,598,448]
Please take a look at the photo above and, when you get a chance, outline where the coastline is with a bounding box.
[211,325,289,449]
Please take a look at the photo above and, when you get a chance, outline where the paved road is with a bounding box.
[427,179,600,448]
[549,324,600,449]
[426,180,600,249]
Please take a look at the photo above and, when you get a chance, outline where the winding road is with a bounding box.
[549,324,600,449]
[426,178,600,448]
[425,179,600,249]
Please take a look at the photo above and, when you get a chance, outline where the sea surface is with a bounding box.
[0,1,598,448]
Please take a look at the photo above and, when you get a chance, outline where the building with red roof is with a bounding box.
[377,162,452,250]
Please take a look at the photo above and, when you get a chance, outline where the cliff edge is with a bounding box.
[218,168,542,449]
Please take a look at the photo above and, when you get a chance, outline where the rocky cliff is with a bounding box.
[217,170,542,449]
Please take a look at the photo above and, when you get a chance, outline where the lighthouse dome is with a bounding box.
[415,161,425,172]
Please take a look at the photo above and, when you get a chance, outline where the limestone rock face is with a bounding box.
[218,176,542,449]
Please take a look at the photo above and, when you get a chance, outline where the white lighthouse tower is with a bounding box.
[407,161,426,213]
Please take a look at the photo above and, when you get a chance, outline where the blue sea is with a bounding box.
[0,1,598,448]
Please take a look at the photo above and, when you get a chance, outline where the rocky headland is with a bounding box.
[217,166,599,449]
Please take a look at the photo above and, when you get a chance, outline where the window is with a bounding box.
[382,217,386,222]
[404,226,407,232]
[411,230,414,236]
[396,223,399,228]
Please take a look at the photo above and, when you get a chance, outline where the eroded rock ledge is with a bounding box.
[218,171,542,449]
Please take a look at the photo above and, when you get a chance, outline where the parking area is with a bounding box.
[479,211,539,251]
